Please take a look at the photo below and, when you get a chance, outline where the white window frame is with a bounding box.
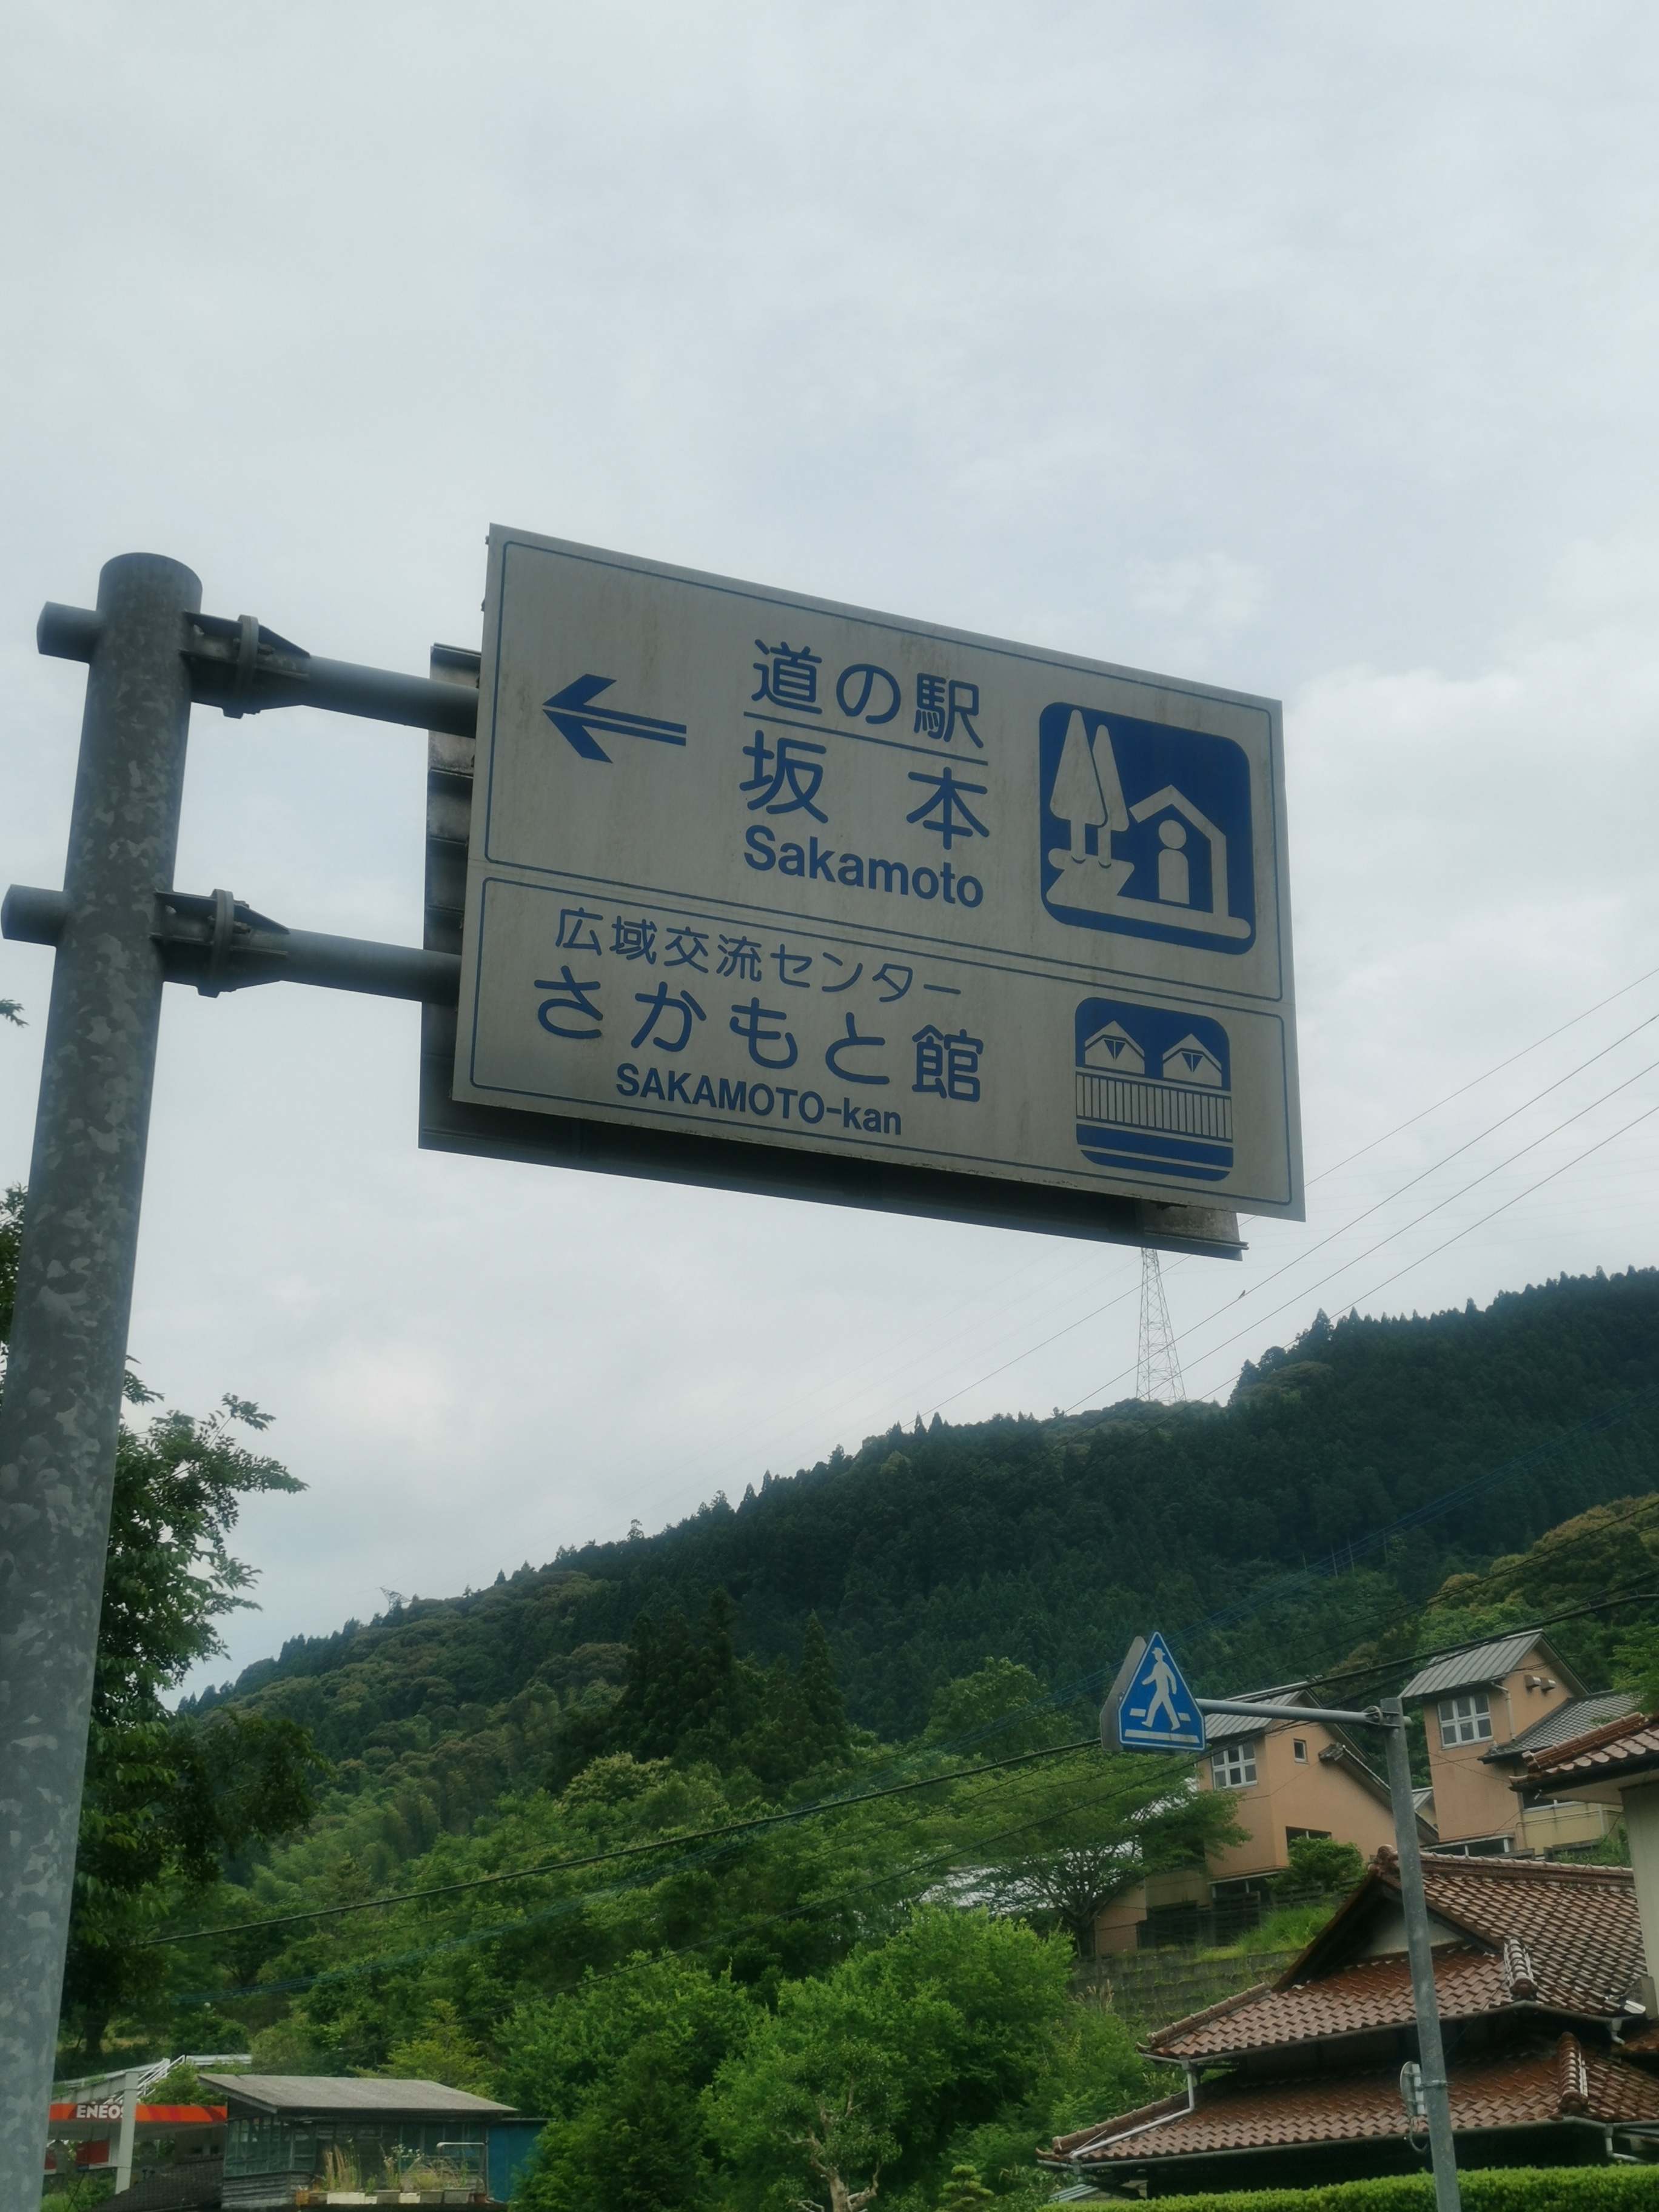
[1292,1738,1308,1763]
[1437,1691,1493,1748]
[1210,1739,1259,1789]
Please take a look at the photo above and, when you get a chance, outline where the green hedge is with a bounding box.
[1142,2168,1659,2211]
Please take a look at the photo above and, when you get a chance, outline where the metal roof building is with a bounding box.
[1495,1691,1638,1764]
[200,2075,535,2209]
[1399,1633,1582,1704]
[1201,1684,1314,1742]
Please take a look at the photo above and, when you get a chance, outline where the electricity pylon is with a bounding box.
[1136,1247,1187,1404]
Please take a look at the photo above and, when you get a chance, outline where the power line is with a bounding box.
[1305,962,1659,1187]
[1068,1062,1659,1413]
[913,996,1659,1433]
[166,1500,1659,1960]
[665,963,1659,1518]
[1166,1382,1659,1652]
[176,1764,1157,2008]
[146,1731,1102,1948]
[176,1574,1659,2004]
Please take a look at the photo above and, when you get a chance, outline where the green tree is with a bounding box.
[936,2166,994,2210]
[554,1592,857,1792]
[0,1179,21,1343]
[1276,1835,1364,1900]
[58,1395,326,2060]
[503,1956,756,2212]
[798,1612,852,1764]
[2,1186,324,2060]
[976,1745,1244,1959]
[380,1997,495,2095]
[706,1906,1073,2212]
[925,1661,1066,1756]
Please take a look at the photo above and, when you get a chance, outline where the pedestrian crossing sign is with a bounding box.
[1111,1630,1206,1752]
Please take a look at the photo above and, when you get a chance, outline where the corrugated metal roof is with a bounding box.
[1488,1691,1637,1761]
[1399,1632,1543,1700]
[199,2074,512,2118]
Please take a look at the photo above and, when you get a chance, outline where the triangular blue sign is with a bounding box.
[1114,1630,1205,1752]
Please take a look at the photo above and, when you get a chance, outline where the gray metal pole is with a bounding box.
[0,554,201,2212]
[1381,1695,1461,2211]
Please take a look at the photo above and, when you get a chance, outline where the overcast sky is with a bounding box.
[4,3,1658,1693]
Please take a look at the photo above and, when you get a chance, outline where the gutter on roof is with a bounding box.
[1060,2070,1198,2161]
[1070,2114,1617,2176]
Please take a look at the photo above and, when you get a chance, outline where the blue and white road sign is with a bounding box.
[452,527,1302,1236]
[1113,1631,1206,1753]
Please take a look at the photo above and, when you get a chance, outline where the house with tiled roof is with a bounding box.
[1096,1684,1435,1954]
[1399,1634,1632,1857]
[1044,1851,1659,2196]
[1515,1706,1659,2019]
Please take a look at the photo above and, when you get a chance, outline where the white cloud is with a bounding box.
[4,3,1659,1681]
[1130,553,1267,631]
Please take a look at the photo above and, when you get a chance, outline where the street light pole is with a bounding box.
[0,554,201,2212]
[1185,1687,1462,2209]
[1381,1695,1461,2212]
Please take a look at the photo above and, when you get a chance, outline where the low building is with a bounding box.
[44,2069,228,2195]
[1515,1708,1659,2008]
[1096,1685,1433,1954]
[200,2074,538,2208]
[1399,1633,1632,1856]
[1048,1852,1659,2196]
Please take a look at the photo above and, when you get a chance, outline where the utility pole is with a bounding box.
[1382,1695,1461,2211]
[1111,1643,1464,2212]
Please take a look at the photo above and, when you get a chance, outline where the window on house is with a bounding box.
[1293,1738,1307,1762]
[1437,1692,1493,1748]
[1285,1826,1331,1845]
[1210,1740,1258,1788]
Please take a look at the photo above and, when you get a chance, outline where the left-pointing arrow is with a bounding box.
[542,674,688,762]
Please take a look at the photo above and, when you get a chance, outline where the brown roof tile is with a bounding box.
[1159,1858,1654,2061]
[1055,2037,1659,2165]
[1140,1854,1643,2063]
[1523,1712,1659,1785]
[1148,1949,1506,2060]
[1410,1854,1644,2017]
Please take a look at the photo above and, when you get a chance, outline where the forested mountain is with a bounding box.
[189,1266,1659,1772]
[90,1267,1659,2206]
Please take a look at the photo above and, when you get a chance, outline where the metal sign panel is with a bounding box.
[1113,1631,1207,1754]
[447,529,1301,1241]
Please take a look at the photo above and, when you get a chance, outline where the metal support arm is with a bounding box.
[38,602,477,737]
[3,884,458,1007]
[1196,1697,1381,1726]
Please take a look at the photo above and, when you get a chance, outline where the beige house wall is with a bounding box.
[1096,1868,1208,1954]
[1421,1658,1576,1847]
[1520,1798,1615,1853]
[1094,1719,1398,1953]
[1199,1719,1398,1882]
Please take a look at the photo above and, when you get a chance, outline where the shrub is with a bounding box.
[1146,2166,1659,2211]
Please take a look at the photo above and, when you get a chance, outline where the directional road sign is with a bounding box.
[1108,1631,1207,1753]
[441,528,1302,1249]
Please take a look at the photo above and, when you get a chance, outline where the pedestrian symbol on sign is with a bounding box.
[1105,1631,1206,1753]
